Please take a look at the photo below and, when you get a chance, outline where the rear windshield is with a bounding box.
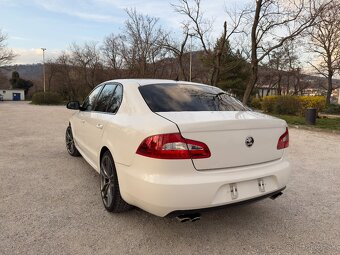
[139,83,249,112]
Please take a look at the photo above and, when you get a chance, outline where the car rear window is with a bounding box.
[139,83,249,112]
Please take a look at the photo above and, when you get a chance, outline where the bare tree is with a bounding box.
[53,53,78,99]
[307,0,340,104]
[102,33,124,73]
[0,29,16,67]
[123,9,167,77]
[162,24,190,80]
[242,0,331,105]
[45,59,58,91]
[172,0,245,85]
[70,42,103,90]
[265,44,300,95]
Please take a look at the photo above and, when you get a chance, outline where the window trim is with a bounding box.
[92,82,124,115]
[82,83,105,112]
[93,83,117,113]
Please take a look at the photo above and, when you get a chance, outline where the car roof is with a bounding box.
[105,79,212,87]
[105,79,175,86]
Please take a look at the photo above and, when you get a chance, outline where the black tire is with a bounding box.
[100,151,132,212]
[65,126,81,157]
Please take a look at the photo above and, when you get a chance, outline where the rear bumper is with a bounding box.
[117,157,291,217]
[166,186,286,217]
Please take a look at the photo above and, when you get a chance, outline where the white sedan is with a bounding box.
[66,79,290,219]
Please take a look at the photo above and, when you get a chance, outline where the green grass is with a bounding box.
[272,114,340,131]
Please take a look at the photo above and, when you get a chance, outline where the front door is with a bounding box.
[74,85,104,160]
[12,93,21,101]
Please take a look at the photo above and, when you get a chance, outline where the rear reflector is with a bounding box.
[136,133,211,159]
[277,127,289,150]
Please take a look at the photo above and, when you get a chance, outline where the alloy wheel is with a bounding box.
[100,155,114,207]
[66,127,75,154]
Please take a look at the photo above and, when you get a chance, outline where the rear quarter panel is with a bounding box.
[97,82,179,168]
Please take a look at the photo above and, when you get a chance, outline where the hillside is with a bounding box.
[0,63,339,92]
[0,64,43,89]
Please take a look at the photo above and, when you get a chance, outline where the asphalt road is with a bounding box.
[0,101,339,255]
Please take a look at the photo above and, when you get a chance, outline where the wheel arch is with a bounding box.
[99,146,110,163]
[99,145,118,172]
[99,146,131,203]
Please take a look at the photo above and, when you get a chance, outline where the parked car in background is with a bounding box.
[65,79,291,220]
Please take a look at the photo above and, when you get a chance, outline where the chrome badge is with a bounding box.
[245,136,254,147]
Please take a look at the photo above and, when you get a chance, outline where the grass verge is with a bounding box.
[272,114,340,131]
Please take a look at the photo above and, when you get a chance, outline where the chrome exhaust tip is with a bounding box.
[270,192,283,200]
[176,213,201,222]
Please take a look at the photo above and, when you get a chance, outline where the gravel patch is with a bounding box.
[0,101,339,255]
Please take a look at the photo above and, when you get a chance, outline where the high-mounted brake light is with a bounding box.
[136,133,211,159]
[277,127,289,150]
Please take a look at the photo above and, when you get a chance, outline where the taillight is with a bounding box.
[136,133,211,159]
[277,127,289,150]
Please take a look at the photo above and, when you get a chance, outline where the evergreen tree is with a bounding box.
[202,37,251,100]
[9,71,33,95]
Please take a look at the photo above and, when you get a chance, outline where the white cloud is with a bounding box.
[12,48,62,64]
[6,0,250,65]
[33,0,123,23]
[10,36,30,41]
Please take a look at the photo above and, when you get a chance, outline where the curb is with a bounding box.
[288,124,340,135]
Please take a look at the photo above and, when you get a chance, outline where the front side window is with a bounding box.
[91,83,123,114]
[139,83,249,112]
[94,84,117,112]
[82,85,103,111]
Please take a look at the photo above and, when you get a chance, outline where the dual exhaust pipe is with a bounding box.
[175,191,284,222]
[176,213,201,222]
[270,191,283,200]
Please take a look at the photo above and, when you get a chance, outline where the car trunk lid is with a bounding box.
[157,111,287,170]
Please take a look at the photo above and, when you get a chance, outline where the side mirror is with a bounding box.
[66,101,80,110]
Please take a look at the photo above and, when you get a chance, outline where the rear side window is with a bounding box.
[139,83,249,112]
[94,84,117,112]
[107,84,123,113]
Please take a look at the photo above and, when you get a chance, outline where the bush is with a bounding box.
[31,92,63,105]
[299,96,326,115]
[275,96,301,115]
[250,97,262,109]
[323,103,340,114]
[260,95,326,116]
[261,96,278,113]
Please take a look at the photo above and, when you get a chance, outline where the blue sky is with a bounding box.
[0,0,245,64]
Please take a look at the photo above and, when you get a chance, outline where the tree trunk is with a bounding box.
[243,62,258,104]
[277,75,282,95]
[326,72,333,105]
[211,22,227,87]
[178,55,187,81]
[242,0,261,105]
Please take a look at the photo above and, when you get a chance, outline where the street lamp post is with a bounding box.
[189,34,194,82]
[41,48,46,93]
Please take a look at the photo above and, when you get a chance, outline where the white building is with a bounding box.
[0,89,25,101]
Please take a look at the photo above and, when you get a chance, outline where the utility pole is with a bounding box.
[41,48,46,93]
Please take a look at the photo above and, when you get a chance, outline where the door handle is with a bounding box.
[96,124,103,129]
